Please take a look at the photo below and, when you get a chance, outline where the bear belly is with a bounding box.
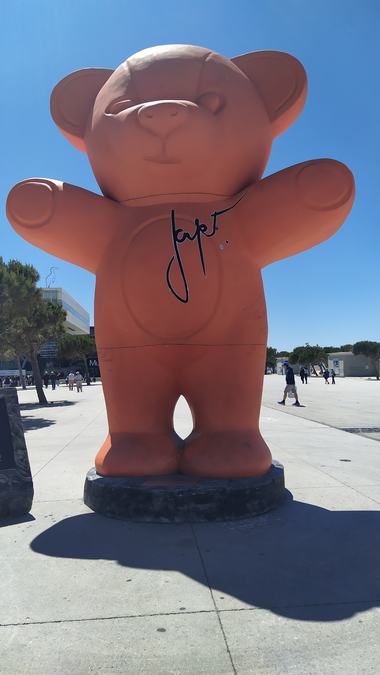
[121,215,223,341]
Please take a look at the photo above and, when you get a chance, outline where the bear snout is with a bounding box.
[138,101,191,138]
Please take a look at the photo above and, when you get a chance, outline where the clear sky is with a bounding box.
[1,0,379,351]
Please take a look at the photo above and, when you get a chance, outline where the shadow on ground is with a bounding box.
[0,513,35,528]
[22,416,56,431]
[30,498,380,622]
[19,400,77,411]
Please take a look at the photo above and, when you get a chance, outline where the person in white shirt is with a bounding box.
[67,371,75,391]
[74,371,83,392]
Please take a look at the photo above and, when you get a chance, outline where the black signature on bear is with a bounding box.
[166,196,244,303]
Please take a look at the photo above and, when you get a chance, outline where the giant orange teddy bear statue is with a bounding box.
[7,45,354,479]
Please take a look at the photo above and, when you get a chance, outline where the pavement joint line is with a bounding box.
[341,484,380,507]
[31,410,105,479]
[262,424,380,496]
[33,498,85,504]
[190,524,237,675]
[289,459,380,508]
[0,608,217,628]
[1,597,378,629]
[291,483,380,490]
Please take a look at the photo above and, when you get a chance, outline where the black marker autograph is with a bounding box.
[166,195,245,303]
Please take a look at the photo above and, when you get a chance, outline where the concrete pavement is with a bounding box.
[262,373,380,441]
[1,378,380,674]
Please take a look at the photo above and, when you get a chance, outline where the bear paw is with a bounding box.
[296,159,354,211]
[7,179,56,228]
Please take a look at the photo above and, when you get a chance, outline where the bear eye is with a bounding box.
[105,99,133,115]
[197,92,224,114]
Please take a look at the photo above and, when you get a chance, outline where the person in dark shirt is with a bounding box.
[50,371,57,390]
[278,362,301,406]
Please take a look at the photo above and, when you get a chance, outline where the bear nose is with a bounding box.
[138,101,188,137]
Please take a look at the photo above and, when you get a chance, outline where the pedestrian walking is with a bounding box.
[330,368,336,384]
[323,369,330,384]
[74,371,83,392]
[50,371,57,390]
[304,366,309,384]
[67,371,75,391]
[43,371,49,388]
[278,362,301,407]
[300,366,305,384]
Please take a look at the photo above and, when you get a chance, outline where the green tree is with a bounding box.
[323,346,340,354]
[266,346,278,371]
[58,334,96,385]
[289,344,325,374]
[0,258,38,388]
[353,341,380,380]
[0,259,66,404]
[340,344,353,352]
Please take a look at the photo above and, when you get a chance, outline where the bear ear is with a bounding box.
[231,51,307,138]
[50,68,113,152]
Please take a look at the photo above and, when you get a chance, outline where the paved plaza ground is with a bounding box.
[1,376,380,674]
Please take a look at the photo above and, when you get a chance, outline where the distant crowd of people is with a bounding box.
[0,374,34,388]
[43,370,85,392]
[0,370,93,392]
[321,368,336,384]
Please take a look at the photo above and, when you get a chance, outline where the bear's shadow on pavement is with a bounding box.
[30,496,380,622]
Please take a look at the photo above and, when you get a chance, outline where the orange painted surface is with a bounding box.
[7,45,354,478]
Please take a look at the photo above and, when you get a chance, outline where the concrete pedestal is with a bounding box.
[0,388,34,518]
[83,461,285,522]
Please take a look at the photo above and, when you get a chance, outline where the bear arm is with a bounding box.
[6,179,122,273]
[240,159,355,267]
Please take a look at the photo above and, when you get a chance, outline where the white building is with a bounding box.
[327,352,377,377]
[41,288,89,335]
[38,288,90,360]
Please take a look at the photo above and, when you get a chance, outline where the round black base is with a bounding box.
[83,461,285,523]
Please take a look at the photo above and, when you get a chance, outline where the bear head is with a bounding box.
[50,44,307,204]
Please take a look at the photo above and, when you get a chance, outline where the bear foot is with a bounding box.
[179,430,272,478]
[95,432,181,477]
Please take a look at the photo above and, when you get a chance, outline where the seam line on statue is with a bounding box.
[97,343,267,350]
[196,51,213,97]
[1,600,377,628]
[120,192,231,203]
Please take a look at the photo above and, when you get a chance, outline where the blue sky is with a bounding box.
[1,0,379,351]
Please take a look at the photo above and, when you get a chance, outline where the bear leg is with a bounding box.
[179,345,272,478]
[95,347,181,476]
